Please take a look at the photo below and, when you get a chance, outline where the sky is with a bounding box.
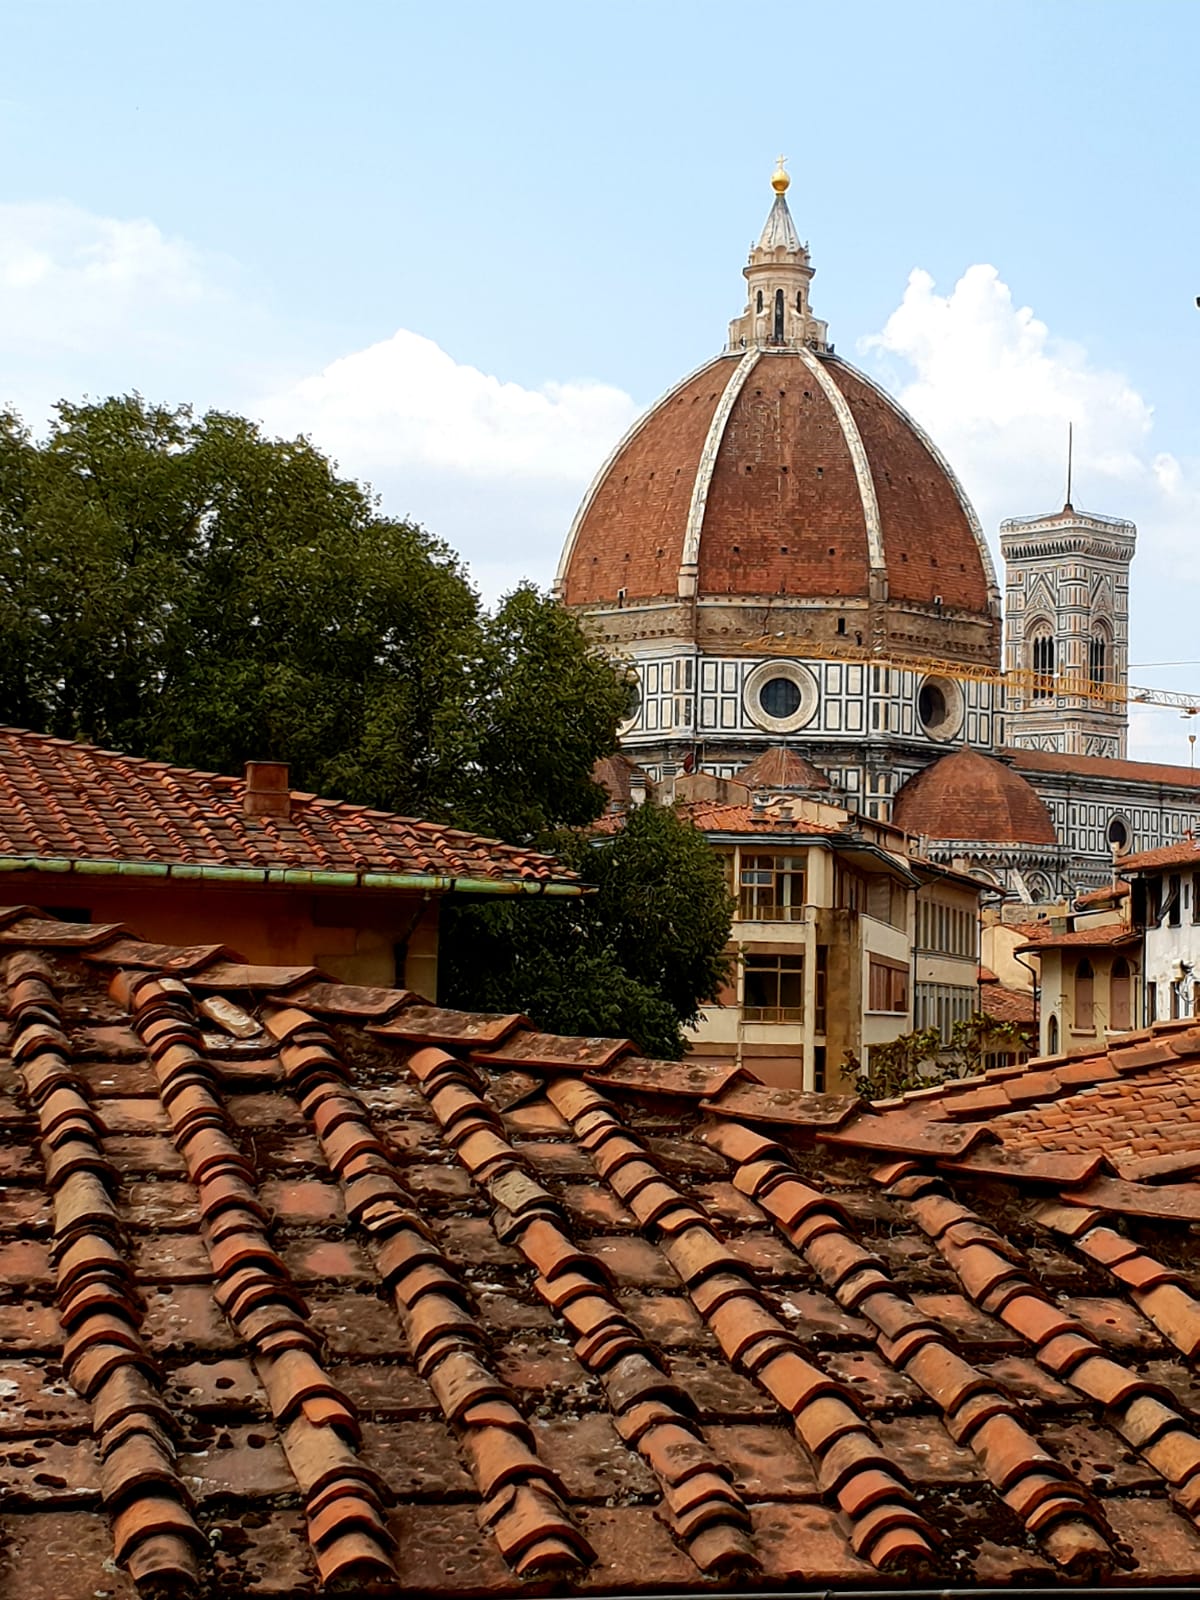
[3,0,1199,760]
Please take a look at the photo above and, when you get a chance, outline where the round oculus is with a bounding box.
[916,674,965,742]
[744,660,818,733]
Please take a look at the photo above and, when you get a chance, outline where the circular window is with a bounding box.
[743,661,818,733]
[1107,816,1130,851]
[759,677,802,719]
[916,674,964,742]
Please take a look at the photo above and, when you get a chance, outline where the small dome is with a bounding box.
[737,746,830,791]
[892,747,1058,845]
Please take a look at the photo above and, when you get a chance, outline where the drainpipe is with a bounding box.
[1013,948,1041,1053]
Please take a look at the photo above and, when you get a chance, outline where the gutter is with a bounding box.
[0,856,586,897]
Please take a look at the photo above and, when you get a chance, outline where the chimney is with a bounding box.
[243,760,291,819]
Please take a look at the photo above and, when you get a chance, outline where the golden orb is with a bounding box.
[771,157,790,194]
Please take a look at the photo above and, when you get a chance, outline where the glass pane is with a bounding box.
[759,677,802,718]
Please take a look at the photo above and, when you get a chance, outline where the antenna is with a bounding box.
[1065,421,1074,510]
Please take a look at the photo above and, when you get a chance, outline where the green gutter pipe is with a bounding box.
[0,856,587,897]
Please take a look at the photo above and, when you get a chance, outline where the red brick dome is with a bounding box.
[891,747,1058,845]
[557,347,996,620]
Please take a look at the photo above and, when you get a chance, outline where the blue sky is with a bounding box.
[3,1,1199,756]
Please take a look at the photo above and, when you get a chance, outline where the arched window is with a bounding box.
[773,289,785,343]
[1089,628,1108,686]
[1047,1014,1059,1055]
[796,290,803,312]
[1031,631,1055,700]
[756,289,763,313]
[1111,957,1131,1030]
[1074,959,1095,1030]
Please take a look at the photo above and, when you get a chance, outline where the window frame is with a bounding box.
[742,952,805,1024]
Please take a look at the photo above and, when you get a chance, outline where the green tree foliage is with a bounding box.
[0,396,628,841]
[0,394,726,1049]
[440,802,735,1058]
[849,1012,1033,1101]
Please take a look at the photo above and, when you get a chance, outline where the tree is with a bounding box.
[440,802,735,1057]
[0,393,725,1051]
[849,1013,1033,1101]
[0,396,628,838]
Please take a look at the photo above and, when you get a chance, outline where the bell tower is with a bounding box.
[1000,500,1136,758]
[727,160,829,353]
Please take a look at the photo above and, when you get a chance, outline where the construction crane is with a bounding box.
[739,636,1200,715]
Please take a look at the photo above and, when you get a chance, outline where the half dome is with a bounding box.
[891,747,1058,846]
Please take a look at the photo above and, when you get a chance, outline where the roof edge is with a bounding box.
[0,855,587,895]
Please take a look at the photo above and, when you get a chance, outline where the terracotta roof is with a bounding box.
[674,800,841,836]
[0,727,574,888]
[1015,925,1140,954]
[591,752,651,808]
[979,980,1036,1027]
[891,748,1059,846]
[1076,880,1131,908]
[7,906,1200,1592]
[737,746,831,791]
[561,350,992,618]
[1005,745,1200,792]
[1119,838,1200,874]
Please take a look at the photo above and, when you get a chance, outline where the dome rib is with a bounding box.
[827,356,1001,613]
[679,349,760,583]
[799,347,885,577]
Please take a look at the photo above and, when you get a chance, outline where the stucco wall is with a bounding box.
[4,875,442,997]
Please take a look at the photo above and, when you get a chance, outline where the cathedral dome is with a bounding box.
[891,747,1058,845]
[557,171,1000,666]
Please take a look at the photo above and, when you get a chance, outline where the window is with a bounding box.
[916,897,976,958]
[1193,979,1200,1019]
[738,853,807,922]
[1031,632,1055,699]
[773,288,785,343]
[1108,817,1130,851]
[868,957,909,1014]
[914,981,975,1043]
[1167,873,1183,928]
[1111,958,1132,1031]
[837,865,863,913]
[812,1045,826,1093]
[756,289,763,313]
[1147,982,1158,1025]
[815,946,828,1034]
[1074,959,1095,1030]
[1089,630,1108,686]
[759,677,802,719]
[866,876,906,929]
[1047,1014,1059,1054]
[743,954,804,1022]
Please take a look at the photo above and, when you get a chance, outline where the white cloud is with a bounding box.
[257,329,639,598]
[0,201,263,427]
[861,264,1200,763]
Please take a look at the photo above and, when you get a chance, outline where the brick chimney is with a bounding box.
[243,760,291,819]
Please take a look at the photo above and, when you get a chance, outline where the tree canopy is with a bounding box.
[0,394,733,1054]
[0,395,629,841]
[440,801,735,1058]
